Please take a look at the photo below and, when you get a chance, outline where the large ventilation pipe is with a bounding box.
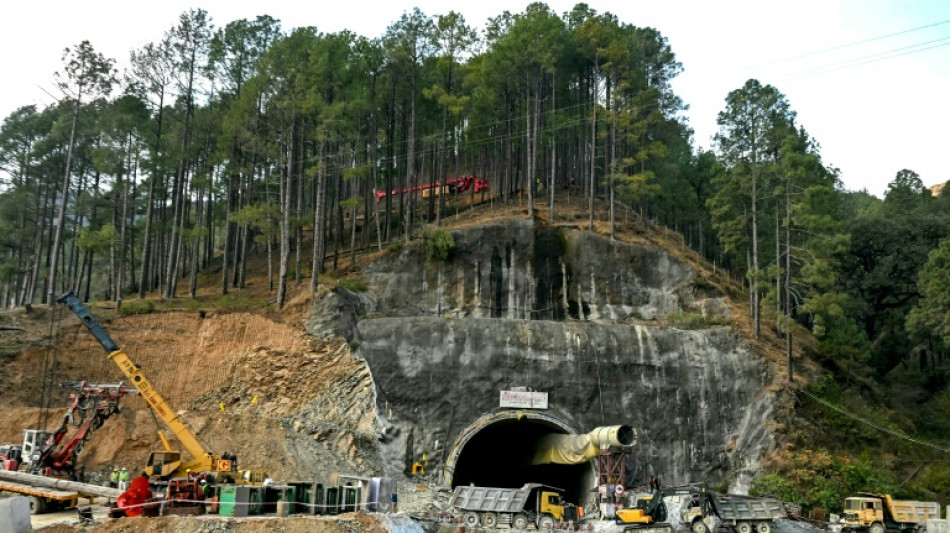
[532,425,636,465]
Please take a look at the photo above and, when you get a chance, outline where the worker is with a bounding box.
[118,467,129,490]
[110,467,119,488]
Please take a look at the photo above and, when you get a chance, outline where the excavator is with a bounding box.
[56,291,246,482]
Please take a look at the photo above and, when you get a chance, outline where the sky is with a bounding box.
[2,0,948,198]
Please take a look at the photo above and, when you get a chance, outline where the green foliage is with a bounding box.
[385,241,405,255]
[214,293,269,311]
[906,238,950,350]
[752,450,898,513]
[667,311,730,329]
[119,299,154,316]
[423,226,455,261]
[337,277,367,292]
[77,224,118,252]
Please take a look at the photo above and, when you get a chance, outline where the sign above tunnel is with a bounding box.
[499,390,549,409]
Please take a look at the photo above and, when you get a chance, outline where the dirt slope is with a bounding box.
[0,288,380,481]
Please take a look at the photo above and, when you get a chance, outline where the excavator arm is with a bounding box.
[57,292,217,476]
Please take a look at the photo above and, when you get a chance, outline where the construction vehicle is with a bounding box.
[28,381,131,478]
[841,493,940,533]
[682,486,787,533]
[0,444,22,471]
[373,174,489,202]
[449,483,580,529]
[617,484,786,533]
[56,291,241,482]
[615,485,697,533]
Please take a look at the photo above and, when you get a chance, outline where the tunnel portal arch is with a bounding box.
[443,411,596,505]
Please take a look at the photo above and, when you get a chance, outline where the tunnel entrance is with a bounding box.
[445,412,595,505]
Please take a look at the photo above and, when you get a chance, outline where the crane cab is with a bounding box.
[146,450,183,478]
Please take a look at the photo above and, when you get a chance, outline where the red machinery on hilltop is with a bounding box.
[374,174,489,203]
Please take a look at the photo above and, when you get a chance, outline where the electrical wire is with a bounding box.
[798,389,950,453]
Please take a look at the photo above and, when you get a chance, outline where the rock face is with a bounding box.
[309,220,775,495]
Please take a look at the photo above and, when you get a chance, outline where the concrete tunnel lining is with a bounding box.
[443,411,596,505]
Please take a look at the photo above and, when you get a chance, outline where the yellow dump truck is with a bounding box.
[449,483,580,529]
[842,493,940,533]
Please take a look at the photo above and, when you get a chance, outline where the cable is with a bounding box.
[798,389,950,453]
[717,19,950,76]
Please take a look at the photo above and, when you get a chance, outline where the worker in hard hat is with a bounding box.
[118,467,129,490]
[109,467,119,488]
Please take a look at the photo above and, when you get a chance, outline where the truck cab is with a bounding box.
[539,489,568,521]
[0,445,23,470]
[843,496,884,530]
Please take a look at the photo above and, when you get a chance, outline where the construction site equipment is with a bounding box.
[841,493,940,533]
[449,483,580,529]
[617,484,786,533]
[373,174,489,202]
[684,487,787,533]
[616,485,696,533]
[0,444,22,471]
[28,381,132,478]
[0,468,122,514]
[532,425,636,465]
[56,291,242,481]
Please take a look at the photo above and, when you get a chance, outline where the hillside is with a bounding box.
[0,197,944,530]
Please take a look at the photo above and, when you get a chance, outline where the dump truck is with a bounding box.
[449,483,580,529]
[684,487,787,533]
[618,485,786,533]
[841,493,940,533]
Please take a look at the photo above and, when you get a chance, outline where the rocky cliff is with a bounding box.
[305,220,777,498]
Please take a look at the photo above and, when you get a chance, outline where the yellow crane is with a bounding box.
[57,292,243,481]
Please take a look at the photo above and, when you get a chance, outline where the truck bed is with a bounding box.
[887,498,940,524]
[711,494,787,521]
[450,485,531,513]
[0,479,80,501]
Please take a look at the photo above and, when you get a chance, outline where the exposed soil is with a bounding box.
[0,286,379,481]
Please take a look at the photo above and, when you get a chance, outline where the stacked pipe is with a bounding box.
[0,469,123,499]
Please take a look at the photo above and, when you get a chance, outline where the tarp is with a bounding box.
[531,433,600,465]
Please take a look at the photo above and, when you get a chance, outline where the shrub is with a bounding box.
[386,241,404,255]
[337,278,367,292]
[423,226,455,261]
[119,299,154,316]
[667,311,707,329]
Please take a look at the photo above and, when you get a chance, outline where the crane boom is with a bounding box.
[56,292,222,478]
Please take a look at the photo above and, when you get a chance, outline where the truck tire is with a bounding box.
[29,496,46,514]
[692,520,710,533]
[513,513,530,529]
[756,522,771,533]
[870,523,885,533]
[482,512,498,528]
[463,512,480,527]
[539,515,556,529]
[737,522,753,533]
